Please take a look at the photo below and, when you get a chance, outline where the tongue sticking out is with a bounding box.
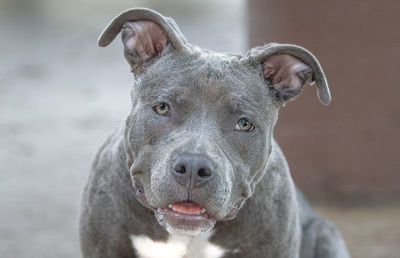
[171,201,205,215]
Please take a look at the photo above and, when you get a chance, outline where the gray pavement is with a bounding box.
[0,1,245,257]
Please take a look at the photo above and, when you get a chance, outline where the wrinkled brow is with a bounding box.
[222,94,261,116]
[140,86,190,105]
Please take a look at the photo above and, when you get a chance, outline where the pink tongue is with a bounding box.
[172,201,204,215]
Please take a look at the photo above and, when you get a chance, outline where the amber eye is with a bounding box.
[235,118,254,132]
[153,103,170,116]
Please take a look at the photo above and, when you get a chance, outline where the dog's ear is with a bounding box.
[246,43,331,105]
[98,8,188,73]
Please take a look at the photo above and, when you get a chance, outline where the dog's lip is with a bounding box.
[156,201,210,220]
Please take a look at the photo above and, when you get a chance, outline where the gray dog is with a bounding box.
[79,8,350,258]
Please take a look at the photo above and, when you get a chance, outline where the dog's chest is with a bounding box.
[130,232,227,258]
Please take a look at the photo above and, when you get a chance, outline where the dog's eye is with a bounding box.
[235,118,254,132]
[153,103,170,116]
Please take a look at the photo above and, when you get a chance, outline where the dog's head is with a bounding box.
[99,8,330,235]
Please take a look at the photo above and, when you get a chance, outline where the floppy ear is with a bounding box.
[246,43,331,105]
[98,8,188,73]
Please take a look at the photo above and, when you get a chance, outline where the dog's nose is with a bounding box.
[172,153,214,188]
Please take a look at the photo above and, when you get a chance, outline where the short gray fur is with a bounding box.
[79,8,350,258]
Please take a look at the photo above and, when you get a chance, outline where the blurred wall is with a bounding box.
[0,0,246,53]
[248,0,400,202]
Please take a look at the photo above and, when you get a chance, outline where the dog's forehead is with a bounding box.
[136,51,275,112]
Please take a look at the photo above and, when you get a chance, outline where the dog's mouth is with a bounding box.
[155,201,216,235]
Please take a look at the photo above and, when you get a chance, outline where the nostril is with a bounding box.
[174,164,186,174]
[171,153,214,186]
[197,168,212,178]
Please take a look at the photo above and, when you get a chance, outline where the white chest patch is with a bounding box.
[130,231,227,258]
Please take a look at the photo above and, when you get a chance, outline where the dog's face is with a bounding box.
[126,52,279,234]
[99,8,330,235]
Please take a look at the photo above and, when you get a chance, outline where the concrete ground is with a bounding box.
[316,205,400,258]
[0,1,399,257]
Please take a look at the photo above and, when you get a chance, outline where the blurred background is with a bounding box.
[0,0,398,257]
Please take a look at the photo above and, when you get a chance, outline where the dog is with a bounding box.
[79,8,351,258]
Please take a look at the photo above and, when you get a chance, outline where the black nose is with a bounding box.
[172,153,214,188]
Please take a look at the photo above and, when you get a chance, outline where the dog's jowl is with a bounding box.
[79,8,351,258]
